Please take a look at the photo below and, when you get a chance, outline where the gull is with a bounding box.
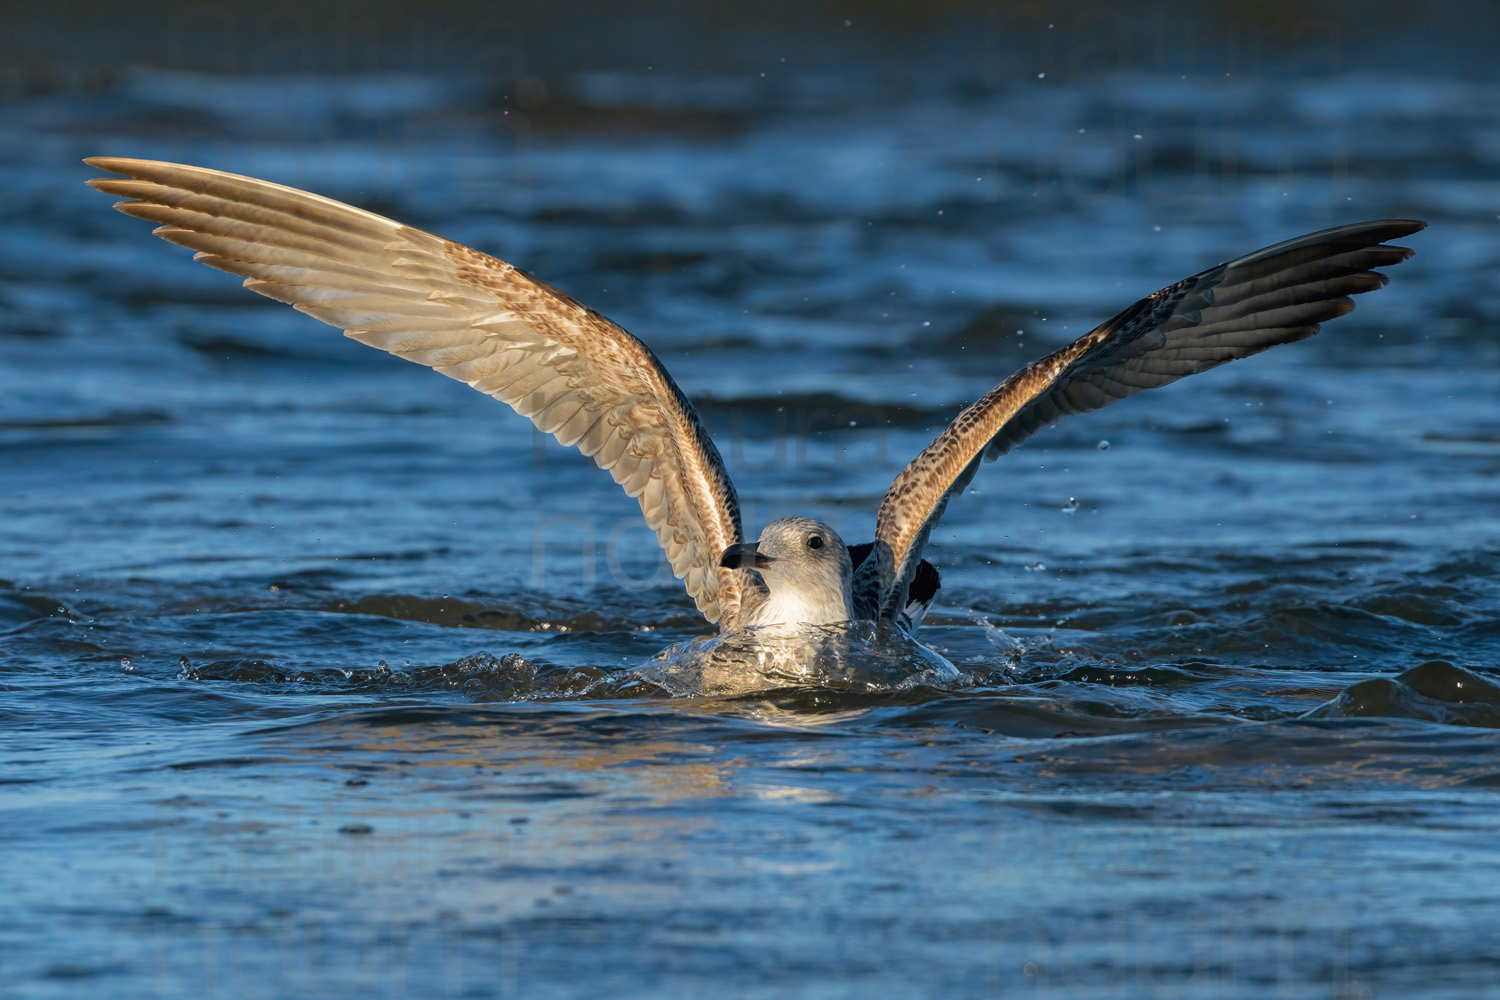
[85,157,1423,634]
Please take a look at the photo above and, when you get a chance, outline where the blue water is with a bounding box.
[4,7,1500,997]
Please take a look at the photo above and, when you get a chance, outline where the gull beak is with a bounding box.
[719,542,773,570]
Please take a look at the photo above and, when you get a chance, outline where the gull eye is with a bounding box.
[806,535,824,550]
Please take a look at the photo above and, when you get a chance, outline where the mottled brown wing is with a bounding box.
[869,219,1425,618]
[86,157,747,625]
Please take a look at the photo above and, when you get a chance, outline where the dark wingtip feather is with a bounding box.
[908,559,941,607]
[1383,219,1427,237]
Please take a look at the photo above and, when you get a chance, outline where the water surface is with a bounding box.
[3,7,1500,997]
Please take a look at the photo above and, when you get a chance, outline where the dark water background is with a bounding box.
[4,2,1500,997]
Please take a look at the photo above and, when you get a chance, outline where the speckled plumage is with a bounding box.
[870,220,1424,616]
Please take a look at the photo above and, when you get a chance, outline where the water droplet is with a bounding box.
[1061,497,1079,514]
[1097,440,1110,451]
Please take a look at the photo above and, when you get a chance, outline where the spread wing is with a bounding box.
[865,219,1426,618]
[86,157,747,625]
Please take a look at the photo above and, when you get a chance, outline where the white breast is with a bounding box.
[739,585,852,627]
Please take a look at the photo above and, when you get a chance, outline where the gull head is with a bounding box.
[719,517,854,626]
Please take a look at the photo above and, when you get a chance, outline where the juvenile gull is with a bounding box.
[85,158,1423,633]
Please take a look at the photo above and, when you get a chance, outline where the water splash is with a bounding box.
[633,621,961,697]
